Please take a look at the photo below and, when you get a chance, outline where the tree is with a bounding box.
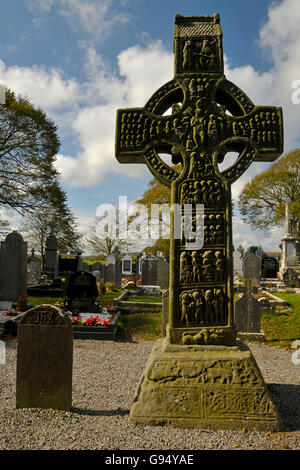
[84,209,133,259]
[238,149,300,237]
[20,181,81,265]
[0,89,60,214]
[133,169,176,257]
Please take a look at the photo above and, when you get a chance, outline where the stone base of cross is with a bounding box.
[115,14,283,431]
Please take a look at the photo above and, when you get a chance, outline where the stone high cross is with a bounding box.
[115,14,283,346]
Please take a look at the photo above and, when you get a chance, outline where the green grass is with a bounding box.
[117,311,162,341]
[27,296,64,306]
[27,289,123,310]
[271,292,300,312]
[260,292,300,348]
[127,295,162,303]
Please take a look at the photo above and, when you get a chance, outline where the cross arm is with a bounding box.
[229,106,283,162]
[115,108,176,164]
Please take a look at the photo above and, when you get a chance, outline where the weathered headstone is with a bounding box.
[115,14,283,430]
[157,253,169,289]
[16,305,73,410]
[243,253,261,286]
[235,280,264,341]
[0,231,27,301]
[140,254,159,286]
[90,261,103,279]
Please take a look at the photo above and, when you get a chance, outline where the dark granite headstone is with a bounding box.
[65,270,99,313]
[261,256,278,278]
[58,251,81,277]
[16,305,73,410]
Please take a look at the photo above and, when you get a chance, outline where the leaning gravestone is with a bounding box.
[115,13,283,430]
[243,253,261,286]
[16,305,73,410]
[0,231,27,302]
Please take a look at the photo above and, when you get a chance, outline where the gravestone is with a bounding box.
[64,270,100,313]
[90,261,104,279]
[157,253,169,289]
[105,254,116,283]
[261,255,278,279]
[115,13,283,430]
[0,231,27,301]
[243,253,261,286]
[122,254,132,275]
[140,254,159,286]
[27,249,41,286]
[16,305,73,410]
[235,280,264,341]
[81,262,90,272]
[58,251,82,277]
[43,225,58,279]
[105,252,122,288]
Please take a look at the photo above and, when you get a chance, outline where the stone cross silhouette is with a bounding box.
[115,14,283,346]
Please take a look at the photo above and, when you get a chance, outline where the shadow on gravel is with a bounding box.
[268,383,300,431]
[71,407,130,417]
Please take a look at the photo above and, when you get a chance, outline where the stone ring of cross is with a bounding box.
[116,75,283,188]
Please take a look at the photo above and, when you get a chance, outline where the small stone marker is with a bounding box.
[16,305,73,410]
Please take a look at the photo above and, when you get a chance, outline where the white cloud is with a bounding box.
[55,40,173,187]
[26,0,130,39]
[0,60,79,110]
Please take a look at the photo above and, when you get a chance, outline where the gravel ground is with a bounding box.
[0,337,299,451]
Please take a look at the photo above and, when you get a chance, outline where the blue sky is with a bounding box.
[0,0,299,252]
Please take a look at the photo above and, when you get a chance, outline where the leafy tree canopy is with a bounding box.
[238,149,300,237]
[0,89,60,214]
